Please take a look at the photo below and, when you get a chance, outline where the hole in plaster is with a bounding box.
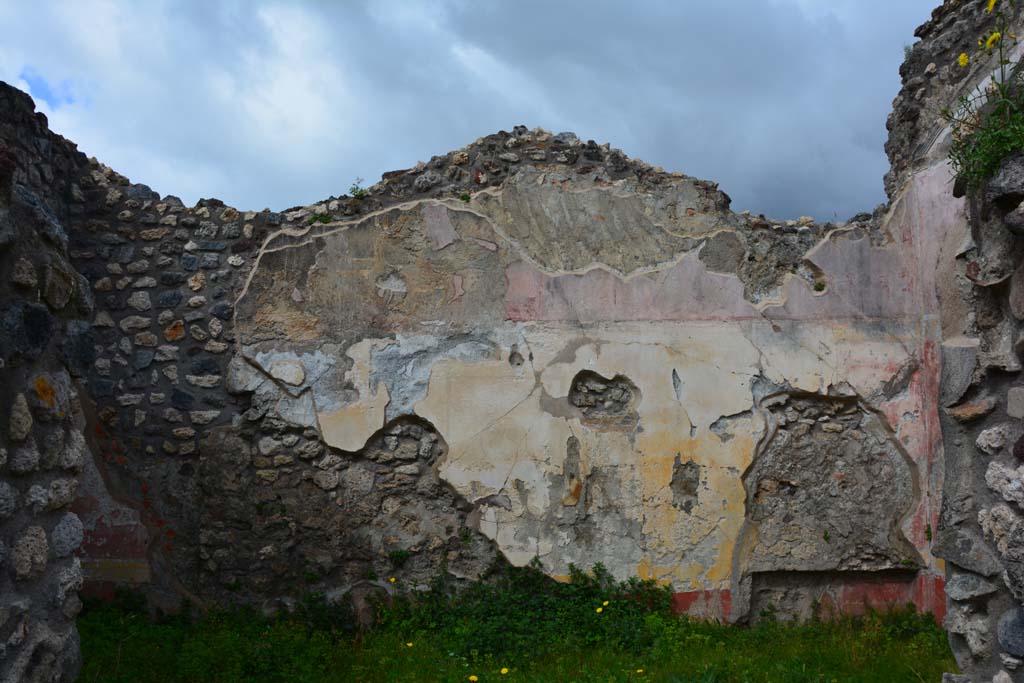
[508,344,524,368]
[742,392,920,574]
[568,370,640,430]
[670,454,700,513]
[709,412,750,443]
[748,569,921,623]
[562,436,585,507]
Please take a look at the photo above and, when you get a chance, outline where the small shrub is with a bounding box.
[950,109,1024,190]
[942,0,1024,191]
[349,177,367,200]
[388,549,410,568]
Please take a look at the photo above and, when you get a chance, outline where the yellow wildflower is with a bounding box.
[958,52,970,67]
[603,600,610,606]
[469,677,479,682]
[389,577,396,583]
[636,669,645,674]
[986,31,1002,49]
[987,0,997,13]
[406,642,413,648]
[500,668,510,675]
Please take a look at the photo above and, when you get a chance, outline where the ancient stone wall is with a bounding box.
[886,2,1024,681]
[0,86,92,683]
[0,80,950,627]
[0,80,950,631]
[2,2,1024,681]
[234,153,948,624]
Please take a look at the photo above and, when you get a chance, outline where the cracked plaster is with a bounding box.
[233,168,941,620]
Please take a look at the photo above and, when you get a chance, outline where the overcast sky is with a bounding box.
[0,1,937,220]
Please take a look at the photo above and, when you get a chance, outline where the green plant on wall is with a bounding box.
[388,549,410,568]
[349,177,367,200]
[942,0,1024,191]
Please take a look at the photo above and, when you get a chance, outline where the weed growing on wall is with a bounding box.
[943,0,1024,191]
[350,177,367,199]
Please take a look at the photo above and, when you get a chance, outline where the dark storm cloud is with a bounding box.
[0,0,936,219]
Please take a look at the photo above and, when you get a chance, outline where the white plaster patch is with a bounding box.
[270,359,306,386]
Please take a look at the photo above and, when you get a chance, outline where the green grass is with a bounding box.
[79,565,957,683]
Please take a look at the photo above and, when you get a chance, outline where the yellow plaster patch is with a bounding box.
[292,299,919,591]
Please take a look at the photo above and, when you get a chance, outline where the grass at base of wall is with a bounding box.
[78,565,957,683]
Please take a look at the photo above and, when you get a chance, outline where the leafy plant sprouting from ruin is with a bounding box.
[942,0,1024,191]
[388,549,411,568]
[349,176,367,199]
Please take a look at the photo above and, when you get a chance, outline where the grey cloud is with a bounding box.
[0,0,936,220]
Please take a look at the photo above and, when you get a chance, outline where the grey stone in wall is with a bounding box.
[0,86,91,683]
[935,138,1024,683]
[744,393,919,575]
[195,418,498,608]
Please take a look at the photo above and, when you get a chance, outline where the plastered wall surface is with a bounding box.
[232,168,944,624]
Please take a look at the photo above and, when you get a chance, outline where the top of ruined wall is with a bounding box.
[260,126,887,309]
[885,0,1023,198]
[0,85,92,222]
